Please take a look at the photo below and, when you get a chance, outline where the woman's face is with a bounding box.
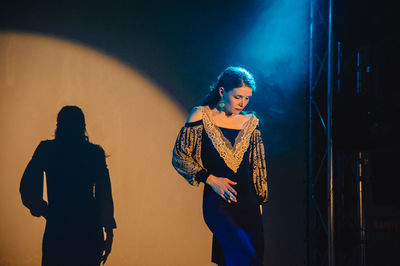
[220,85,253,115]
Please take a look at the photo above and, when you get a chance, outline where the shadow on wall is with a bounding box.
[0,32,212,266]
[20,105,116,265]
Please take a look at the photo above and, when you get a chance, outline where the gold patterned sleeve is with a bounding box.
[249,128,269,203]
[172,122,208,186]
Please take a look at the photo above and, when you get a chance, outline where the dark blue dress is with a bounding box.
[201,125,264,266]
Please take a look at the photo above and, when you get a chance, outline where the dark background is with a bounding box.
[332,1,400,265]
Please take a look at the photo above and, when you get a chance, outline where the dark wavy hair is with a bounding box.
[55,105,88,142]
[202,66,256,108]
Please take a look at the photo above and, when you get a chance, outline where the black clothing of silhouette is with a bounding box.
[20,139,116,266]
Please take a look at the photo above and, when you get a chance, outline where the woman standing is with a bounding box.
[20,106,116,266]
[172,67,268,265]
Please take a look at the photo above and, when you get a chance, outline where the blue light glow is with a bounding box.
[235,0,309,154]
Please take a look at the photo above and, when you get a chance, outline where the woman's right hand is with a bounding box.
[206,174,237,203]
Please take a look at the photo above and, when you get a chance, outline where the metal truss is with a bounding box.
[307,0,334,265]
[308,1,385,265]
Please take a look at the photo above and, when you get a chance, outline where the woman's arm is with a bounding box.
[172,107,209,185]
[250,129,269,203]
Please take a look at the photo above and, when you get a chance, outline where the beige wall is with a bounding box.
[0,32,212,265]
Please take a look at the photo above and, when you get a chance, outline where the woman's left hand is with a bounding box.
[206,174,237,203]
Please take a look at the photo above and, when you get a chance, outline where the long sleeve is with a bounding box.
[20,141,48,217]
[172,123,209,186]
[95,147,117,230]
[249,129,269,203]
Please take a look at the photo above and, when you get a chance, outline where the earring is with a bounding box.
[218,98,225,110]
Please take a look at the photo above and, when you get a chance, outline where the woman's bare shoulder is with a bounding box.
[241,112,258,124]
[241,112,253,120]
[186,106,204,123]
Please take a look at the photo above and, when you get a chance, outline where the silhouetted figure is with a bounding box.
[20,106,116,266]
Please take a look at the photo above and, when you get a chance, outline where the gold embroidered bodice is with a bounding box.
[201,106,259,173]
[172,106,268,203]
